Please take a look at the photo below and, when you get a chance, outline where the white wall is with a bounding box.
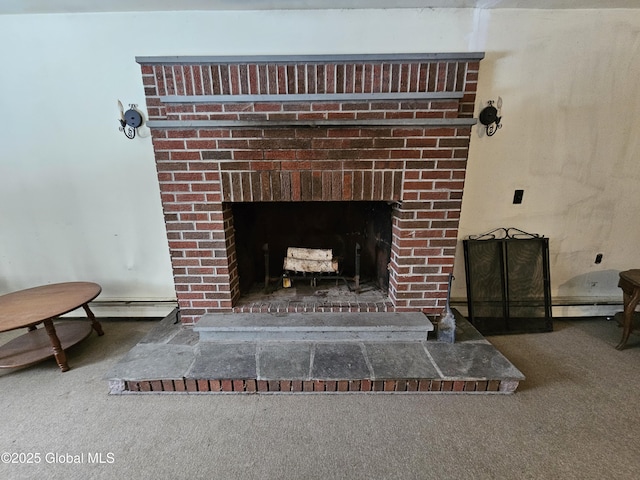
[0,8,638,315]
[458,9,640,314]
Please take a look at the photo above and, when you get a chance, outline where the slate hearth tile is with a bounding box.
[426,343,525,380]
[104,344,195,380]
[167,328,200,346]
[311,343,370,380]
[364,342,439,379]
[257,343,312,380]
[138,310,182,344]
[187,343,257,379]
[452,311,490,343]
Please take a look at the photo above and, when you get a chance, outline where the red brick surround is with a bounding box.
[137,54,483,324]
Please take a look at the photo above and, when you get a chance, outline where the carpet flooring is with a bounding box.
[0,316,638,479]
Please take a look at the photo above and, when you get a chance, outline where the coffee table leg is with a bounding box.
[43,319,69,372]
[82,304,104,336]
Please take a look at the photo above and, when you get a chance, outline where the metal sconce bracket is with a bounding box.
[118,100,144,139]
[478,97,502,137]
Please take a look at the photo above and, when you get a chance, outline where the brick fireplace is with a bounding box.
[137,53,483,324]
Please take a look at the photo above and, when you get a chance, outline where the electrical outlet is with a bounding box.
[513,189,524,204]
[595,253,603,264]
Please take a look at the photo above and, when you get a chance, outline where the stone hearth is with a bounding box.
[105,309,524,394]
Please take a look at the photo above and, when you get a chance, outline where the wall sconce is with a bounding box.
[478,97,502,137]
[117,100,144,139]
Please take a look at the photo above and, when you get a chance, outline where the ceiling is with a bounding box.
[2,0,639,15]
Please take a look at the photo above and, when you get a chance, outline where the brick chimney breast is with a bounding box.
[137,53,483,324]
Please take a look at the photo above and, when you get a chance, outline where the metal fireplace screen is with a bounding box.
[463,229,552,335]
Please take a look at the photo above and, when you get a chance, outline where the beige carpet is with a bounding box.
[0,317,638,479]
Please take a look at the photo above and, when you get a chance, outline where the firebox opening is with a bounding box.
[231,201,392,297]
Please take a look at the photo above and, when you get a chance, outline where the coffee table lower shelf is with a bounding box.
[0,322,92,369]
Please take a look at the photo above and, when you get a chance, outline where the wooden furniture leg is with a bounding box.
[43,319,69,372]
[616,288,640,350]
[616,270,640,350]
[82,303,104,336]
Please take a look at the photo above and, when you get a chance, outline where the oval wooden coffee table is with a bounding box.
[0,282,104,372]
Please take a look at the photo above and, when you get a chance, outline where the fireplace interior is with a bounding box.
[232,201,392,296]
